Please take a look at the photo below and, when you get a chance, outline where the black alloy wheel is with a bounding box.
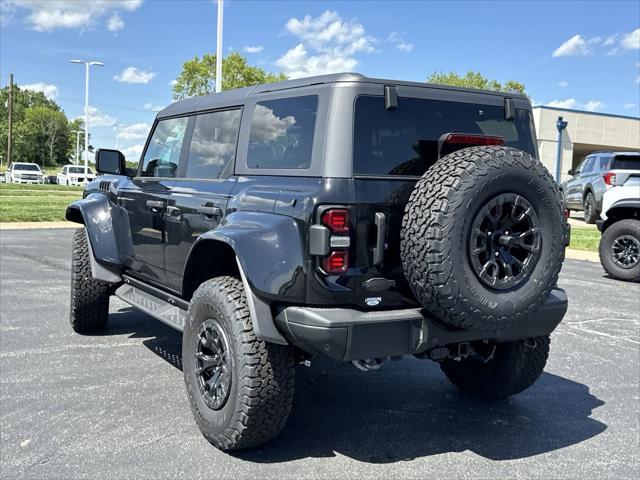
[469,193,542,290]
[195,318,232,410]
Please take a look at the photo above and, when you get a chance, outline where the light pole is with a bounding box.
[72,130,84,165]
[555,116,568,183]
[216,0,223,92]
[114,124,125,149]
[70,59,103,173]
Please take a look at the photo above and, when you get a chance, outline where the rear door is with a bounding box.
[165,108,243,292]
[352,91,538,308]
[119,116,188,286]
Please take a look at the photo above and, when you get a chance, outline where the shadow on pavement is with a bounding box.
[106,306,607,464]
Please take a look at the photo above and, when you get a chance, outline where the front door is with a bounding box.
[164,108,243,292]
[121,116,189,286]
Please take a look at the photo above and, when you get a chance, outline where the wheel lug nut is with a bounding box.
[495,251,500,257]
[504,230,509,235]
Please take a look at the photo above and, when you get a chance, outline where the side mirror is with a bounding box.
[95,148,126,175]
[567,169,575,176]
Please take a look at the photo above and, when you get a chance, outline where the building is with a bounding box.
[532,106,639,182]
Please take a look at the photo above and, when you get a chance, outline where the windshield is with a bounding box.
[69,167,93,174]
[14,164,41,172]
[353,96,537,176]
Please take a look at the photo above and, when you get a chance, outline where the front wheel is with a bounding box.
[441,336,550,399]
[583,192,599,224]
[70,229,110,332]
[599,219,640,282]
[182,276,295,451]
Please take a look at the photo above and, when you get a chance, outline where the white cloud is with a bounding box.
[106,13,123,32]
[243,45,263,53]
[76,106,116,128]
[276,10,376,78]
[6,0,142,32]
[388,31,413,53]
[546,98,604,112]
[621,28,640,50]
[121,144,144,161]
[603,35,617,46]
[143,102,164,112]
[624,103,636,109]
[636,75,640,85]
[396,42,414,53]
[552,34,597,57]
[118,123,150,141]
[114,66,155,84]
[168,79,178,87]
[20,82,58,100]
[558,80,569,88]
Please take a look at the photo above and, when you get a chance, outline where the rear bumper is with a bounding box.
[275,288,568,361]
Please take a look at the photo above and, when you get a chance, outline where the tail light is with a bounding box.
[322,209,349,233]
[603,172,616,186]
[322,251,349,274]
[318,207,351,274]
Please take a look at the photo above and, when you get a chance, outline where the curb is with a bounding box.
[565,248,599,263]
[0,221,79,230]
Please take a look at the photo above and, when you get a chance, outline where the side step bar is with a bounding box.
[114,275,187,332]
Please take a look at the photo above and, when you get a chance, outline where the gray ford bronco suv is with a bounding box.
[67,73,569,451]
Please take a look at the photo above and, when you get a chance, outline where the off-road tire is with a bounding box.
[182,276,295,451]
[401,146,565,332]
[70,228,110,332]
[583,192,598,224]
[441,335,550,399]
[599,219,640,282]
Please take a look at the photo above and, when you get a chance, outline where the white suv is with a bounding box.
[597,154,640,282]
[5,163,45,184]
[57,165,96,186]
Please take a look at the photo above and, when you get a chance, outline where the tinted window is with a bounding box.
[141,117,188,177]
[247,95,317,169]
[353,96,537,176]
[612,154,640,170]
[184,109,241,179]
[69,166,93,174]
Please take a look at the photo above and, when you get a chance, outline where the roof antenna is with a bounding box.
[385,85,398,111]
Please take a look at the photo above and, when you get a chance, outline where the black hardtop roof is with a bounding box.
[158,72,529,118]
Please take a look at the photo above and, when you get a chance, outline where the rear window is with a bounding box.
[353,96,537,176]
[247,95,317,170]
[612,154,640,170]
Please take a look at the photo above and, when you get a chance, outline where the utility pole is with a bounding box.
[7,73,14,167]
[216,0,224,93]
[555,116,568,183]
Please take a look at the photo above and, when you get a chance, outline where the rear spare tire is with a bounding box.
[401,146,565,332]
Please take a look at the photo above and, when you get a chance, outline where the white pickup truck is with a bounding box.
[57,165,96,186]
[5,162,45,184]
[596,153,640,281]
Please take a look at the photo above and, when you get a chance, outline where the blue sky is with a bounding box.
[1,0,639,162]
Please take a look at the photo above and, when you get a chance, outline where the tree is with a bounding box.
[0,86,74,166]
[172,52,287,100]
[426,71,526,95]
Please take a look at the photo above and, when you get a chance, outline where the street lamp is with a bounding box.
[114,124,126,150]
[70,59,103,174]
[72,130,84,165]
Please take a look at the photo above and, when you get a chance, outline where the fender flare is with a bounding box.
[186,211,306,345]
[66,193,125,282]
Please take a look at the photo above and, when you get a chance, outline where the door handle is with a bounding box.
[372,212,386,266]
[146,200,165,209]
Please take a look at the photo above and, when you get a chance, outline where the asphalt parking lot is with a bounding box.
[1,228,639,479]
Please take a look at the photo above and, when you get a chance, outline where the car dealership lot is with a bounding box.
[1,228,638,479]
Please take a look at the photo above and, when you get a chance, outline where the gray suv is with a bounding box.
[562,151,640,223]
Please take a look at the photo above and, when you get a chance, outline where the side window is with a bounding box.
[247,95,318,170]
[140,117,188,178]
[596,155,611,172]
[581,157,595,174]
[184,109,242,179]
